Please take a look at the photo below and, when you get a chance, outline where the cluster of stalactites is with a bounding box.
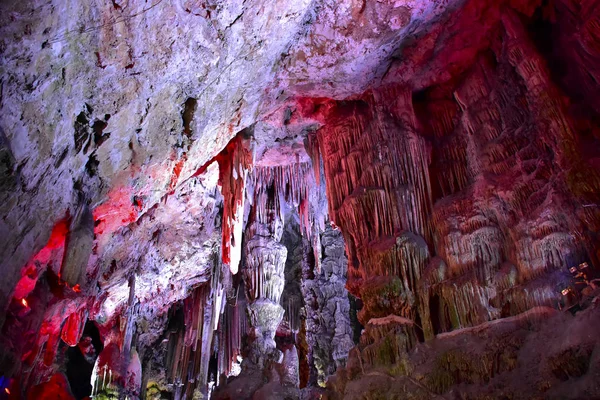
[218,131,327,280]
[91,364,115,398]
[316,87,433,303]
[247,160,326,273]
[166,285,208,398]
[411,10,597,339]
[166,263,224,399]
[249,163,312,210]
[243,233,287,304]
[217,293,246,378]
[248,162,325,239]
[284,295,302,333]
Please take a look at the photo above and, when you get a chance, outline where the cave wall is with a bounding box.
[0,0,314,326]
[294,0,600,344]
[0,0,599,398]
[309,1,600,398]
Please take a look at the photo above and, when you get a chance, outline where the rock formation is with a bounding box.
[0,0,599,399]
[302,224,354,387]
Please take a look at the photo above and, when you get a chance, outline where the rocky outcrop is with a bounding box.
[326,298,600,400]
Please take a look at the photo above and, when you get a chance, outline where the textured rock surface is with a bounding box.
[1,0,599,398]
[304,0,600,342]
[0,0,473,321]
[0,0,315,321]
[302,224,354,387]
[326,300,600,400]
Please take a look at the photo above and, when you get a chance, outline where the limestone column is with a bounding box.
[243,203,287,365]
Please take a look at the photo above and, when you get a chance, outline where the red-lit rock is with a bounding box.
[27,373,75,400]
[217,133,254,275]
[61,309,87,347]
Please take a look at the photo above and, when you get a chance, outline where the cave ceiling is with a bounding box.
[1,0,600,398]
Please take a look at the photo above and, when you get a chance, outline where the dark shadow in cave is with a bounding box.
[429,293,442,335]
[65,321,104,400]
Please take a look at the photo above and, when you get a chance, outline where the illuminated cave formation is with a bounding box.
[1,0,600,399]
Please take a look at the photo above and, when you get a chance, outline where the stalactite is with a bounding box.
[200,262,223,392]
[163,258,224,399]
[305,131,322,187]
[60,202,94,287]
[249,161,324,243]
[312,230,322,274]
[123,274,136,355]
[285,295,302,333]
[167,286,205,397]
[243,235,287,304]
[217,298,244,378]
[218,133,254,275]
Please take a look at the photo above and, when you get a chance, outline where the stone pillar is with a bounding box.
[302,223,353,386]
[243,208,287,366]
